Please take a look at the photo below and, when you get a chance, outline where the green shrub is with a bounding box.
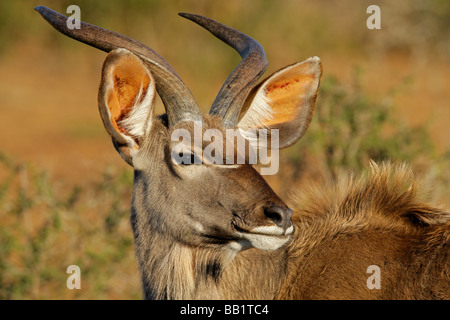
[0,153,139,299]
[283,71,436,182]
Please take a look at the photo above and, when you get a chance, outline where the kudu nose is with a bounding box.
[264,206,293,232]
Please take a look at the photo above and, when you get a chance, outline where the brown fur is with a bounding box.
[113,70,449,300]
[37,7,448,299]
[280,162,450,299]
[133,119,449,299]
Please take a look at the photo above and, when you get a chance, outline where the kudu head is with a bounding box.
[36,7,322,251]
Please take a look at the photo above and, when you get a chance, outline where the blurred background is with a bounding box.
[0,0,449,299]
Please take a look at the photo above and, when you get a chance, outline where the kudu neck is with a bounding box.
[130,204,289,299]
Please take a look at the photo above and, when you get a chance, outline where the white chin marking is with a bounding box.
[237,232,291,251]
[251,225,284,236]
[285,225,294,235]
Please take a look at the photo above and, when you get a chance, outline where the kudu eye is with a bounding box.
[179,152,202,165]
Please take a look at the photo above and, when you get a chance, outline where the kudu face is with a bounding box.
[36,7,322,251]
[132,117,294,251]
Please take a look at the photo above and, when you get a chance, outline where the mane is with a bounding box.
[288,161,450,256]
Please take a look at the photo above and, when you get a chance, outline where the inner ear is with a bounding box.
[238,57,322,149]
[259,66,314,127]
[98,48,156,164]
[107,55,153,138]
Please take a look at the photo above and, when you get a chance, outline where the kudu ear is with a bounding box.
[98,48,156,165]
[237,57,322,148]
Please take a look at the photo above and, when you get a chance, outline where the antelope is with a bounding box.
[36,6,449,300]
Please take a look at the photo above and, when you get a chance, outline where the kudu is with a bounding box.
[36,6,449,299]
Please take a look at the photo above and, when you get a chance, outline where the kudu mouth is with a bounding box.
[230,206,294,251]
[233,223,294,237]
[232,226,294,251]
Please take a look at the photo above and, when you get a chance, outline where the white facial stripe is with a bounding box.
[192,222,204,233]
